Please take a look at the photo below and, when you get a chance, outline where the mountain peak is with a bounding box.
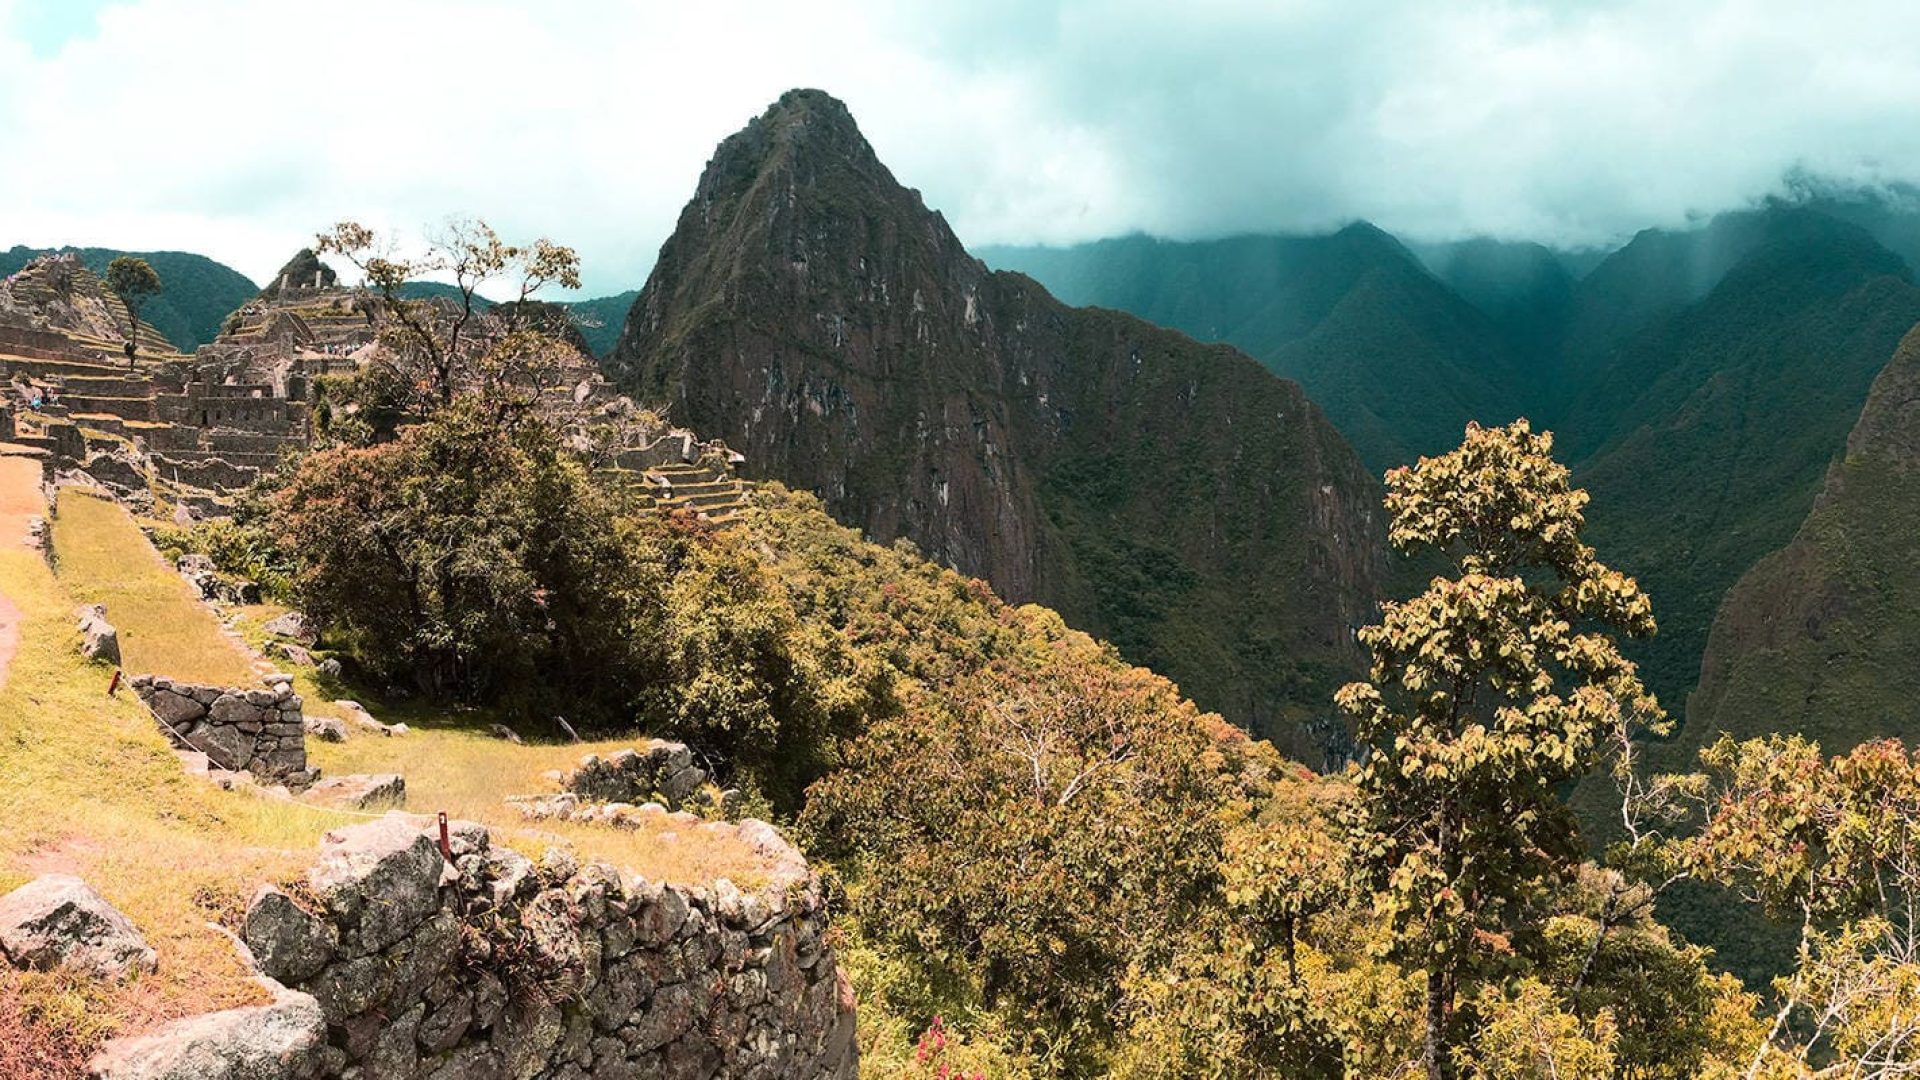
[261,248,337,299]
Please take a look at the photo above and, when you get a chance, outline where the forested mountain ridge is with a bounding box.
[981,227,1533,470]
[607,89,1387,758]
[1570,211,1920,708]
[1687,322,1920,751]
[0,244,256,349]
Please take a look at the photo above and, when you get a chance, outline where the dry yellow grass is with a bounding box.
[53,489,258,685]
[0,455,44,553]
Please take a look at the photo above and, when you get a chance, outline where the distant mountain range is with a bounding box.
[30,103,1920,782]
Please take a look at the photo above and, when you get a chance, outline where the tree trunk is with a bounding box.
[1422,965,1452,1079]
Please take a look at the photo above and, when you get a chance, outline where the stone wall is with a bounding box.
[233,814,858,1079]
[131,673,309,780]
[563,742,709,809]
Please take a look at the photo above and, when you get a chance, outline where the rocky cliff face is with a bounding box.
[608,90,1386,756]
[1687,321,1920,750]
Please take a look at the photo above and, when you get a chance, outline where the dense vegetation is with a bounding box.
[181,383,1920,1075]
[0,244,256,349]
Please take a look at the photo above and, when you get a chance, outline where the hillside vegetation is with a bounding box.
[0,245,256,350]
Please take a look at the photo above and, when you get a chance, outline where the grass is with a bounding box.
[216,605,774,889]
[53,489,259,685]
[0,541,351,1050]
[0,481,781,1063]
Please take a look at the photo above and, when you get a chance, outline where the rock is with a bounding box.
[0,874,156,980]
[302,716,348,743]
[307,816,443,954]
[75,604,121,665]
[242,887,337,984]
[485,724,523,745]
[316,657,341,679]
[305,774,406,811]
[262,611,315,645]
[270,642,314,667]
[87,987,327,1080]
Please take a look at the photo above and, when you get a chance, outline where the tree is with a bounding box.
[1335,419,1662,1078]
[802,628,1250,1075]
[105,255,161,359]
[316,218,584,418]
[1686,735,1920,1077]
[269,402,653,712]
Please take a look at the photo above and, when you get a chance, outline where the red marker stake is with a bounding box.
[437,811,453,862]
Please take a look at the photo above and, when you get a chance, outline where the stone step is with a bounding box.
[661,489,746,511]
[647,479,736,498]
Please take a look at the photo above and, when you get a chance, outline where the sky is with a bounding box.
[3,0,1920,296]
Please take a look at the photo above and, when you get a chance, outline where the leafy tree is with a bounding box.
[316,218,584,419]
[1335,419,1662,1077]
[104,255,161,357]
[1686,735,1920,1076]
[803,629,1250,1075]
[269,403,651,711]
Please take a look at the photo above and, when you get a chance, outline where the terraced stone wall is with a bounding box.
[233,815,858,1079]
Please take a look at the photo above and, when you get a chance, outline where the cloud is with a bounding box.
[2,0,1919,294]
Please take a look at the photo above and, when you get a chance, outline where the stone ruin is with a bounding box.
[89,814,859,1079]
[131,671,314,785]
[0,249,756,525]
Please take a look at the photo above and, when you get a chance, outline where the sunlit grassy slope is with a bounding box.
[0,480,775,1063]
[54,489,260,685]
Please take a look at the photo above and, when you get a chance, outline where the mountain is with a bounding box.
[980,227,1532,471]
[258,248,337,297]
[1406,237,1576,362]
[0,244,256,350]
[565,290,637,356]
[391,281,635,356]
[1687,322,1920,751]
[1565,210,1920,707]
[607,89,1387,758]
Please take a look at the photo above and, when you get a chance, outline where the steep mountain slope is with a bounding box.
[607,89,1386,757]
[1568,212,1920,706]
[981,229,1530,470]
[0,245,255,350]
[1686,322,1920,750]
[1407,237,1576,362]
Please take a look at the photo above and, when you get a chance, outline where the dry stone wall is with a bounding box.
[562,742,709,810]
[132,673,310,781]
[235,815,857,1079]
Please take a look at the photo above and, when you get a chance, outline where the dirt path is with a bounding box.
[0,450,48,686]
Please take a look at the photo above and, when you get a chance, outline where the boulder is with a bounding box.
[75,604,121,665]
[269,642,313,667]
[302,716,347,743]
[0,874,156,979]
[242,888,337,984]
[304,774,405,811]
[261,612,315,645]
[87,986,328,1080]
[306,816,442,954]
